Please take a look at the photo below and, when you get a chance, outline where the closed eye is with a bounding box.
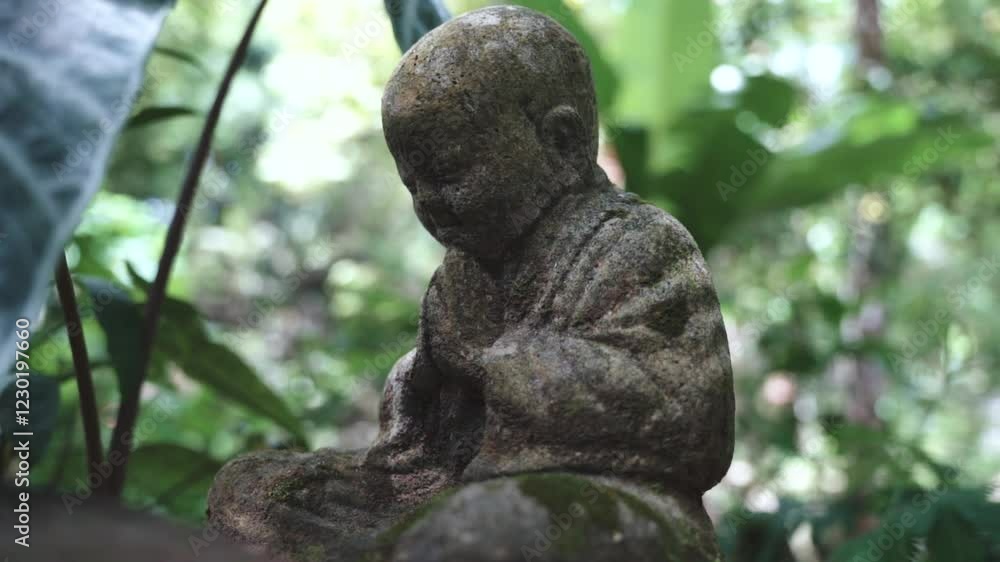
[434,171,463,184]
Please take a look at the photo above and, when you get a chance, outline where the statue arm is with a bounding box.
[364,334,443,470]
[474,211,734,490]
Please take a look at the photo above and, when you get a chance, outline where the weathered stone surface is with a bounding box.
[366,473,722,562]
[208,448,453,561]
[208,6,734,562]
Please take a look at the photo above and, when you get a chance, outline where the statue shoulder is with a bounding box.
[587,190,705,280]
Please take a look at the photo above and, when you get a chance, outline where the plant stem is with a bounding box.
[54,253,105,473]
[104,0,272,497]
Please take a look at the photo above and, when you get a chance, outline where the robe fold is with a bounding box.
[368,183,734,495]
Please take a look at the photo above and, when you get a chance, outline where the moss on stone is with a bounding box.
[291,544,326,562]
[516,473,623,557]
[517,473,710,562]
[617,489,722,562]
[617,490,684,561]
[364,486,460,561]
[358,473,722,561]
[269,476,299,503]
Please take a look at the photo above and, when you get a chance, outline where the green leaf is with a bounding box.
[510,0,620,115]
[126,105,198,129]
[160,327,307,445]
[153,45,207,73]
[0,0,174,375]
[613,0,717,171]
[126,443,222,520]
[611,124,653,200]
[385,0,451,52]
[748,111,992,213]
[0,373,60,462]
[125,264,205,336]
[649,108,772,248]
[126,266,307,444]
[927,504,988,562]
[829,531,918,562]
[70,234,120,281]
[78,278,146,399]
[717,505,798,562]
[739,74,800,128]
[640,105,992,250]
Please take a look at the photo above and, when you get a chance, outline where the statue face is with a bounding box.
[386,106,560,259]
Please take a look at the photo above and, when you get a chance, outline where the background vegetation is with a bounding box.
[2,0,999,560]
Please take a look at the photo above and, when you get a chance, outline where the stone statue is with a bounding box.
[208,7,734,562]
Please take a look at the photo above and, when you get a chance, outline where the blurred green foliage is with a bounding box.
[2,0,999,559]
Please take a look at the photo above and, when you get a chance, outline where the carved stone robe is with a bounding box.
[368,182,734,498]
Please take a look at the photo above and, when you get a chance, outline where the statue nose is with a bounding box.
[416,193,462,227]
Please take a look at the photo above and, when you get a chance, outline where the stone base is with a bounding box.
[208,448,721,562]
[368,473,722,562]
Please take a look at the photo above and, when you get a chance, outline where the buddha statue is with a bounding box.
[209,7,734,561]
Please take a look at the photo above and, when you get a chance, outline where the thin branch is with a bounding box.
[104,0,272,497]
[843,0,888,430]
[54,254,104,473]
[855,0,883,68]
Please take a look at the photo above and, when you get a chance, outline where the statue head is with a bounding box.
[382,6,601,259]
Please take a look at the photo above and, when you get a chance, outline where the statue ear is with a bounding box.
[541,105,589,163]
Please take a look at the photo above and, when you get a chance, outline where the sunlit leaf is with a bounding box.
[739,75,800,128]
[126,105,198,129]
[749,115,992,212]
[126,266,307,444]
[153,45,207,73]
[636,107,992,250]
[163,332,307,444]
[613,0,716,171]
